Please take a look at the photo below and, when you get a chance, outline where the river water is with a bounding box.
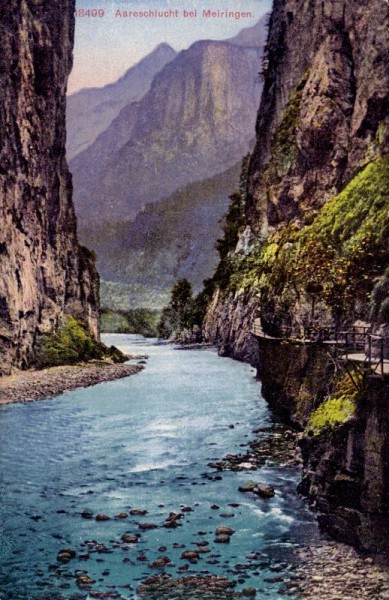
[0,335,320,599]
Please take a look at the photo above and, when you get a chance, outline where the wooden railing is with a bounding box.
[251,319,388,377]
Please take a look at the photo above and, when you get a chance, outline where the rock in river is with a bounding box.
[239,481,275,498]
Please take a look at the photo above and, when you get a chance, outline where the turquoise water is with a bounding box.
[0,335,319,599]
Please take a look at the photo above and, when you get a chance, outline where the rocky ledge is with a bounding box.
[0,362,144,405]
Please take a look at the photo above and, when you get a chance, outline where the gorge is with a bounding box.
[0,0,388,597]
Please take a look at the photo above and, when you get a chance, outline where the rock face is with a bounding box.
[0,0,99,375]
[300,376,389,552]
[203,288,258,363]
[256,339,333,425]
[204,0,388,357]
[247,0,388,230]
[71,38,264,226]
[66,43,177,160]
[202,0,389,551]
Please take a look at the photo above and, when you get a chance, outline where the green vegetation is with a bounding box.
[100,281,170,311]
[264,70,309,182]
[307,371,362,434]
[216,155,249,260]
[308,396,356,433]
[214,157,388,326]
[35,316,128,367]
[158,279,196,339]
[370,268,389,324]
[35,316,104,367]
[101,308,160,337]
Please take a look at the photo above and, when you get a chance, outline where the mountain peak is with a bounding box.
[66,44,176,160]
[228,13,270,48]
[153,42,176,53]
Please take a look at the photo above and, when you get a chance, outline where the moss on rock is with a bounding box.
[307,370,362,434]
[217,157,388,328]
[308,396,355,433]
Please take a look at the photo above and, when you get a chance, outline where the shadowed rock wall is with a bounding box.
[0,0,99,375]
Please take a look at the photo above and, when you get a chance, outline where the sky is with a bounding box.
[68,0,272,94]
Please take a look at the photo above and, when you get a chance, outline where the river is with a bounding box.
[0,334,320,599]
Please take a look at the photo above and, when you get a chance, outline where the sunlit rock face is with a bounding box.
[247,0,388,230]
[204,0,389,358]
[71,38,264,225]
[0,0,99,375]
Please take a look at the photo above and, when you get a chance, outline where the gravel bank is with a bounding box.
[0,362,144,405]
[285,541,389,599]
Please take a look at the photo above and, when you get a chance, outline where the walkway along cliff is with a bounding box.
[0,0,99,375]
[201,0,389,551]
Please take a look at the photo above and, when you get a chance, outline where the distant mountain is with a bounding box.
[79,163,241,296]
[66,43,176,160]
[71,38,263,225]
[70,20,266,309]
[227,13,269,47]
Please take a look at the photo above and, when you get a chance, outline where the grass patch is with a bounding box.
[308,396,356,433]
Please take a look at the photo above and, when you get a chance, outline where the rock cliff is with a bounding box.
[71,38,264,226]
[300,375,389,552]
[204,0,388,358]
[202,0,389,551]
[66,43,177,160]
[0,0,99,376]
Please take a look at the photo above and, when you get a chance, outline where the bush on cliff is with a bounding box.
[35,316,104,367]
[307,370,362,434]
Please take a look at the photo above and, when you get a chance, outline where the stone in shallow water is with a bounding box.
[242,587,257,597]
[57,548,76,563]
[181,550,199,563]
[137,573,236,598]
[214,535,230,544]
[121,534,138,544]
[238,481,275,498]
[76,574,96,585]
[95,514,110,521]
[195,541,209,547]
[139,522,158,530]
[216,526,235,536]
[150,556,172,569]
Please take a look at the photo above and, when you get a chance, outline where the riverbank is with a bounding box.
[0,361,144,405]
[292,541,389,599]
